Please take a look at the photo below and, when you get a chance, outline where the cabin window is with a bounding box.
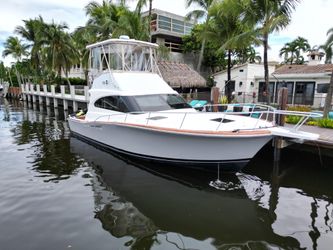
[133,94,191,111]
[94,96,129,112]
[94,94,191,113]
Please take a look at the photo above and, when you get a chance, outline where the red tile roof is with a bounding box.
[274,64,333,74]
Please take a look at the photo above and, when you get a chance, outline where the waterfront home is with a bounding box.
[212,63,276,103]
[212,51,333,109]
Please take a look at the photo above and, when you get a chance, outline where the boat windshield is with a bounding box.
[90,43,158,73]
[94,94,192,113]
[133,94,192,111]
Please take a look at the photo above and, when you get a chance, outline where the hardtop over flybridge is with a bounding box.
[68,36,321,172]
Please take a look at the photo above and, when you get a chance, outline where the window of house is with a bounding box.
[317,83,329,93]
[294,82,315,105]
[158,15,171,31]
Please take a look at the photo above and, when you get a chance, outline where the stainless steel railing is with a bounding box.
[90,105,322,132]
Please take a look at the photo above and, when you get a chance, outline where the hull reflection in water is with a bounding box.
[70,137,300,249]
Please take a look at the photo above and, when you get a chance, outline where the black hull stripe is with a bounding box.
[71,132,251,166]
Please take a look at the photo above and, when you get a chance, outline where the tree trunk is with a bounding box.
[148,0,153,42]
[263,32,270,105]
[323,70,333,118]
[196,38,206,72]
[64,69,71,87]
[227,49,231,82]
[227,49,232,102]
[7,69,13,86]
[14,65,21,86]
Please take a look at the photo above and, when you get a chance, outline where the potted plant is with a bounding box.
[218,96,228,112]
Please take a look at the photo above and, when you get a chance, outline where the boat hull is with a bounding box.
[68,118,273,172]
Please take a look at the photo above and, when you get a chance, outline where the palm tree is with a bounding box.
[40,22,77,85]
[323,27,333,118]
[72,27,97,82]
[323,28,333,64]
[136,0,153,40]
[185,0,214,72]
[84,0,124,41]
[15,16,46,78]
[2,36,29,61]
[208,0,254,86]
[235,46,262,64]
[279,42,294,64]
[292,36,310,64]
[243,0,300,104]
[280,37,310,64]
[2,36,29,85]
[112,9,149,40]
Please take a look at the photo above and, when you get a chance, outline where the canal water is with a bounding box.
[1,98,333,250]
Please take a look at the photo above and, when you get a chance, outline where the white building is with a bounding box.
[212,52,333,108]
[65,64,86,79]
[212,63,276,103]
[267,64,332,108]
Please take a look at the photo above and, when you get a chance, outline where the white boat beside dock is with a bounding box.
[68,36,321,171]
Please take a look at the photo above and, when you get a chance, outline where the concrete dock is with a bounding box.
[296,125,333,149]
[20,83,89,111]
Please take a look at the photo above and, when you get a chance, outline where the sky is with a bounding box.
[0,0,333,66]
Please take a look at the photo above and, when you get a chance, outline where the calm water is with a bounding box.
[1,98,333,250]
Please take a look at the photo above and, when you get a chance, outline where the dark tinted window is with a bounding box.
[94,94,191,112]
[133,94,191,111]
[94,96,129,112]
[317,83,329,93]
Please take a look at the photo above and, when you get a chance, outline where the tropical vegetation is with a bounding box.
[322,27,333,118]
[279,36,310,64]
[1,0,151,86]
[0,0,315,109]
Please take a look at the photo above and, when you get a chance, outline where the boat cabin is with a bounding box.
[85,37,192,118]
[87,36,160,80]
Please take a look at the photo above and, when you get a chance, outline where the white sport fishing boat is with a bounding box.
[68,36,320,171]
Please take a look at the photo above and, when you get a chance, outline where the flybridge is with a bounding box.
[87,36,161,76]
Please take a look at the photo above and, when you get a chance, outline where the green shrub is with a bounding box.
[67,77,87,85]
[219,95,228,104]
[287,105,311,112]
[285,115,302,124]
[318,119,333,129]
[306,120,318,126]
[286,105,314,125]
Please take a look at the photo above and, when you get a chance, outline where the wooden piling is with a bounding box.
[211,87,220,112]
[277,87,288,126]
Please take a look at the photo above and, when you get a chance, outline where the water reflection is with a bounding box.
[244,145,333,250]
[1,98,333,249]
[70,137,304,249]
[6,101,82,182]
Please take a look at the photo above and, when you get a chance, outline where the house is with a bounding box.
[142,8,194,53]
[259,51,333,108]
[66,9,196,82]
[212,63,276,103]
[265,64,333,108]
[212,51,333,108]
